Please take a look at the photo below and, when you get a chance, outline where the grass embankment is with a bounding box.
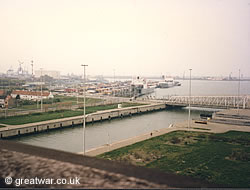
[54,95,103,105]
[16,96,102,110]
[0,102,145,125]
[0,110,83,125]
[99,130,250,188]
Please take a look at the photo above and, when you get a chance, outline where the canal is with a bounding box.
[11,107,215,153]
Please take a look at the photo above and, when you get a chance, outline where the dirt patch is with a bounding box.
[115,150,164,166]
[165,136,200,146]
[225,149,250,162]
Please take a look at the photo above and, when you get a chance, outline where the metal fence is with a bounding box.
[0,99,124,118]
[161,95,250,109]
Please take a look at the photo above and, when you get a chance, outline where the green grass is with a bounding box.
[0,125,6,128]
[54,95,102,104]
[0,110,83,125]
[0,102,145,125]
[121,102,146,107]
[81,102,145,113]
[85,104,119,113]
[99,130,250,188]
[16,97,102,110]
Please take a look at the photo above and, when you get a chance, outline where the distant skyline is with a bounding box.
[0,0,250,77]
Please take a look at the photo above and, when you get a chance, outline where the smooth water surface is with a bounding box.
[12,108,208,153]
[155,80,250,98]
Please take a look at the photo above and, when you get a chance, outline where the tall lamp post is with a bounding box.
[237,69,241,115]
[188,69,192,129]
[40,68,43,112]
[77,85,79,104]
[31,60,34,81]
[81,64,88,155]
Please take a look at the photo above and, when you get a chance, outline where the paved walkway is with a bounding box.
[215,108,250,117]
[82,119,250,156]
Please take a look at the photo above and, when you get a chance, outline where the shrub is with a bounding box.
[134,152,141,159]
[20,100,36,105]
[198,134,206,139]
[230,150,250,161]
[171,137,181,144]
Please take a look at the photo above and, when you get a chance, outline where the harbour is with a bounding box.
[0,103,166,139]
[8,106,212,153]
[84,109,250,156]
[1,0,250,187]
[3,79,250,153]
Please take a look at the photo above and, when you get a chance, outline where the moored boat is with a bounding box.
[157,76,181,88]
[131,76,155,96]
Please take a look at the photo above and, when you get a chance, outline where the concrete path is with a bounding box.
[82,124,176,156]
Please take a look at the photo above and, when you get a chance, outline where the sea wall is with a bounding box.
[0,104,166,139]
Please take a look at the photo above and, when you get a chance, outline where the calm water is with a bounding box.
[13,108,209,153]
[11,80,250,153]
[155,80,250,98]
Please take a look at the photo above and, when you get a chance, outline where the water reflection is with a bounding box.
[12,108,214,153]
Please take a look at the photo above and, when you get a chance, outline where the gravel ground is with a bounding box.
[0,149,167,189]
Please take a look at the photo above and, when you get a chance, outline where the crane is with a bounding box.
[18,60,24,75]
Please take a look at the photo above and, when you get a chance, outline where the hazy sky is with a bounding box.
[0,0,249,77]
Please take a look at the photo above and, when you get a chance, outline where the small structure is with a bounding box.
[0,96,5,108]
[65,88,77,93]
[0,90,15,108]
[11,90,54,101]
[34,70,60,79]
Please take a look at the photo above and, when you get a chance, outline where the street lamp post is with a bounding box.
[40,68,43,112]
[237,69,241,114]
[31,60,34,81]
[188,69,192,129]
[113,69,116,96]
[81,64,88,155]
[75,84,79,104]
[77,86,79,104]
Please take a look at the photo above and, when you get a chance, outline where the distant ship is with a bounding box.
[157,76,181,88]
[131,76,155,96]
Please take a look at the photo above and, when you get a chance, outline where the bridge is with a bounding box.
[159,95,250,109]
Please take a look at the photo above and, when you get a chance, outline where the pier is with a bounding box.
[84,112,250,156]
[1,94,250,139]
[160,95,250,109]
[0,103,165,139]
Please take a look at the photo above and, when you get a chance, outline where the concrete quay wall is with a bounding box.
[0,104,166,139]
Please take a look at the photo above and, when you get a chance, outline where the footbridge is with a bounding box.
[160,95,250,109]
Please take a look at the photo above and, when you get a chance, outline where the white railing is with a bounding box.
[162,95,250,109]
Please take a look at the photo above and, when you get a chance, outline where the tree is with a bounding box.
[15,94,20,107]
[16,94,20,100]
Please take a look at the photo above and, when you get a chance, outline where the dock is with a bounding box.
[83,109,250,156]
[0,103,166,138]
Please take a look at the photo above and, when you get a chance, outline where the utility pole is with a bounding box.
[188,69,192,129]
[81,64,88,155]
